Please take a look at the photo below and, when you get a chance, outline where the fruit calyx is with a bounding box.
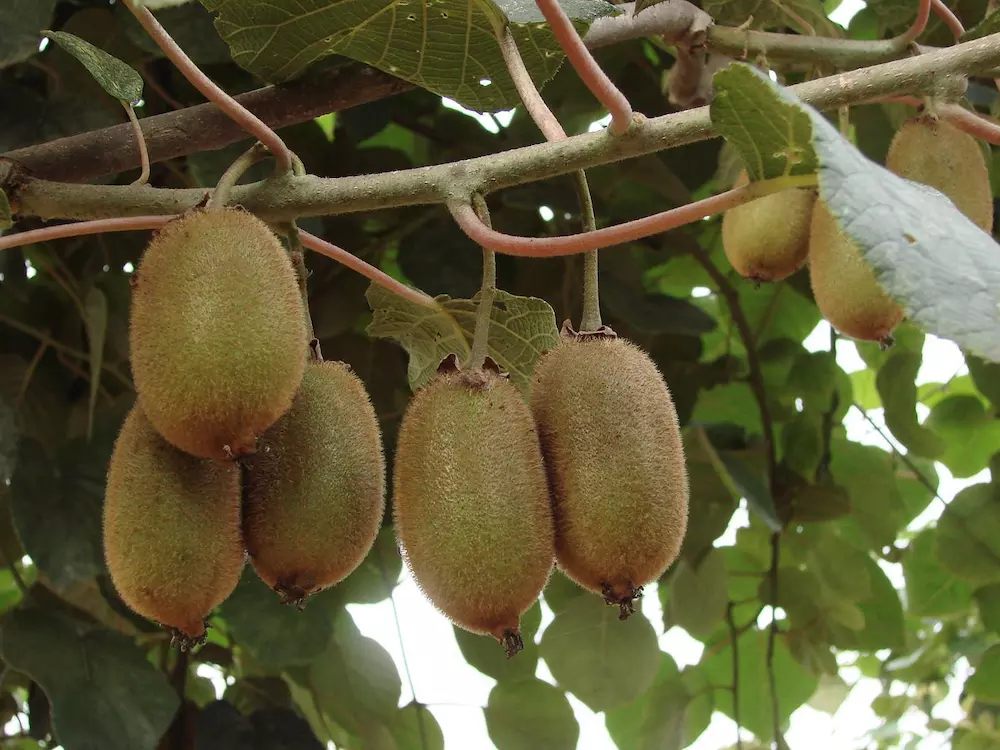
[559,319,618,342]
[602,581,644,620]
[167,623,209,652]
[436,353,507,386]
[497,628,525,659]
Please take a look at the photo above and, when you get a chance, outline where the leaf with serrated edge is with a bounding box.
[715,62,1000,362]
[710,64,817,180]
[366,284,560,395]
[199,0,619,112]
[42,31,143,103]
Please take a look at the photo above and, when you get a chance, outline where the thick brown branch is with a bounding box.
[2,63,412,183]
[10,32,1000,223]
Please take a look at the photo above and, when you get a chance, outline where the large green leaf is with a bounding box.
[975,584,1000,635]
[367,286,560,396]
[925,395,1000,478]
[877,351,946,458]
[904,527,974,618]
[967,645,1000,704]
[218,568,334,669]
[540,594,660,712]
[605,654,699,750]
[41,31,143,103]
[936,484,1000,586]
[485,678,578,750]
[0,0,58,68]
[1,606,179,750]
[829,438,907,550]
[454,600,541,682]
[389,703,445,750]
[827,552,905,652]
[667,548,728,640]
[200,0,619,112]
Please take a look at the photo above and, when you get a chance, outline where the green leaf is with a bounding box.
[84,287,108,441]
[780,412,823,480]
[605,654,692,750]
[307,610,402,734]
[967,356,1000,409]
[366,285,560,396]
[219,568,334,669]
[0,0,58,68]
[485,678,578,750]
[975,584,1000,635]
[334,526,402,605]
[667,548,728,640]
[703,0,833,34]
[542,570,586,614]
[41,31,143,103]
[961,9,1000,41]
[785,483,852,524]
[904,527,974,618]
[540,594,660,712]
[389,703,445,750]
[830,438,907,549]
[827,551,905,651]
[8,436,111,590]
[936,483,1000,586]
[1,606,179,750]
[200,0,619,112]
[710,64,818,180]
[925,395,1000,478]
[702,629,818,742]
[877,351,946,458]
[455,600,541,682]
[0,190,11,231]
[968,645,1000,704]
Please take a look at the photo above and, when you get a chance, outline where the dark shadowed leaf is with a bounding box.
[219,568,333,669]
[195,701,254,750]
[41,31,143,103]
[367,285,560,395]
[84,287,108,441]
[967,356,1000,409]
[0,0,59,68]
[200,0,619,111]
[905,528,974,618]
[250,707,326,749]
[1,605,179,750]
[485,678,578,750]
[540,594,659,712]
[975,584,1000,635]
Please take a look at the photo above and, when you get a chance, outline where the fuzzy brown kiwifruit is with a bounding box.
[129,207,308,460]
[530,327,689,618]
[808,200,905,344]
[104,406,244,648]
[721,170,816,282]
[886,114,993,233]
[392,359,554,656]
[242,361,385,606]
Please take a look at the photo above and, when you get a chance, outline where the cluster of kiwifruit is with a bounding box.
[722,112,992,345]
[393,323,690,656]
[104,206,386,648]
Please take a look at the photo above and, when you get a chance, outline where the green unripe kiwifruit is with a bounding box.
[393,360,554,656]
[104,406,244,646]
[530,331,689,618]
[808,200,904,344]
[243,360,386,605]
[721,170,816,282]
[130,207,308,460]
[886,115,993,233]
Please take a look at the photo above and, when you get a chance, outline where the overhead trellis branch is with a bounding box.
[8,31,1000,226]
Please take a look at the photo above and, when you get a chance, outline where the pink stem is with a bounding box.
[291,231,437,308]
[897,0,932,45]
[931,0,965,40]
[883,95,1000,144]
[0,216,170,251]
[449,185,759,257]
[533,0,633,135]
[498,30,567,141]
[124,0,293,173]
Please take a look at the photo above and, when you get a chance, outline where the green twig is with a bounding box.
[468,194,496,370]
[571,172,602,332]
[725,602,744,750]
[211,142,269,208]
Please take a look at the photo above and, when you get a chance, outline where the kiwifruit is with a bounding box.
[886,114,993,232]
[130,207,308,460]
[393,358,554,656]
[721,170,816,283]
[530,327,689,618]
[808,200,904,344]
[104,405,244,647]
[243,361,385,605]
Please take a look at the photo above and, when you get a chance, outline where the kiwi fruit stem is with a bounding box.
[570,170,603,332]
[468,195,497,370]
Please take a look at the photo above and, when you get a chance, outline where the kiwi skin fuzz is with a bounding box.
[103,406,245,647]
[393,364,554,656]
[129,207,308,460]
[721,170,816,283]
[808,200,904,344]
[530,332,689,618]
[243,361,386,605]
[886,115,993,233]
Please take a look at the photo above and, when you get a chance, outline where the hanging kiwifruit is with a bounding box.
[393,358,554,656]
[808,200,905,344]
[530,327,689,618]
[243,360,385,605]
[104,406,244,646]
[886,114,993,232]
[129,207,308,460]
[721,170,816,283]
